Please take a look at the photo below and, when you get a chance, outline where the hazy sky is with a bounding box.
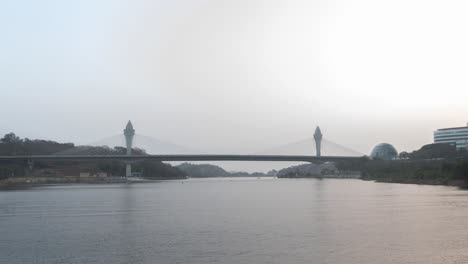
[2,0,468,155]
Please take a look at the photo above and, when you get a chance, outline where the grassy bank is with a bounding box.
[337,157,468,188]
[0,176,130,190]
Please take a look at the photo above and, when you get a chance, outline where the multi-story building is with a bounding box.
[434,123,468,149]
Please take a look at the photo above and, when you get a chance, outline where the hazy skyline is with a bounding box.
[2,0,468,155]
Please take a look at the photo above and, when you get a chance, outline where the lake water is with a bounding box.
[1,178,468,264]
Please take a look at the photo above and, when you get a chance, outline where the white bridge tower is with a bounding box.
[314,126,322,157]
[124,120,135,177]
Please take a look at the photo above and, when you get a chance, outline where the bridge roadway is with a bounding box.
[0,154,364,163]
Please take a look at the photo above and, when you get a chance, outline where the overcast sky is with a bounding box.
[1,0,468,155]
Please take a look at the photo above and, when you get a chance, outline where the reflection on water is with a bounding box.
[1,178,468,264]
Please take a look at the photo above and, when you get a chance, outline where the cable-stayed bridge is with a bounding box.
[83,129,363,173]
[0,121,365,175]
[87,134,203,155]
[85,133,362,157]
[254,138,363,157]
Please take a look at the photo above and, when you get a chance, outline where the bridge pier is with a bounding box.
[126,163,132,177]
[124,120,135,178]
[27,159,34,171]
[25,159,34,177]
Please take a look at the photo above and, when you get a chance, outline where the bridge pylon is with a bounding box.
[124,120,135,177]
[314,126,322,157]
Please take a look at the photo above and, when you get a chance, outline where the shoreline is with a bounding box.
[370,178,468,188]
[0,176,186,190]
[2,176,467,190]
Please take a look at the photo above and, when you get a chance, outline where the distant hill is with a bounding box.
[177,163,229,178]
[53,146,147,156]
[177,163,277,178]
[0,133,185,179]
[0,133,74,155]
[89,134,201,154]
[277,162,338,178]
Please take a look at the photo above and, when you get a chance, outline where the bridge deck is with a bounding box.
[0,154,364,162]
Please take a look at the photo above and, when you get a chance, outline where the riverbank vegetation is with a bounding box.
[176,163,276,178]
[336,143,468,187]
[276,162,360,178]
[0,133,186,185]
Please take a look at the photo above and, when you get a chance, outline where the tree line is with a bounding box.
[0,133,186,179]
[336,143,468,186]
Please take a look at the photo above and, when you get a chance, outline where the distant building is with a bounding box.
[434,123,468,149]
[370,143,398,160]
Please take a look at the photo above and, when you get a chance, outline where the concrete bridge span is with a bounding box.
[0,154,364,163]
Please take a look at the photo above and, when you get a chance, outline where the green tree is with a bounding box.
[1,133,22,143]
